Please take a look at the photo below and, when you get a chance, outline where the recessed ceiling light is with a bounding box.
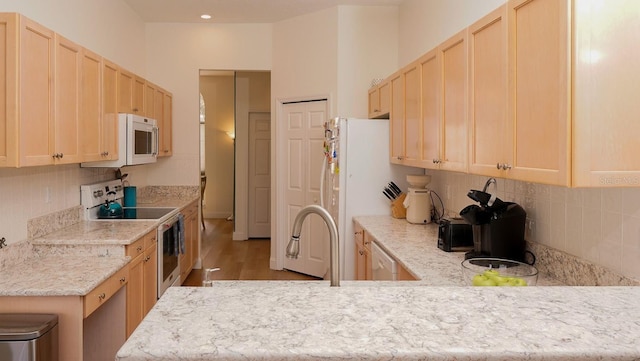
[200,14,212,20]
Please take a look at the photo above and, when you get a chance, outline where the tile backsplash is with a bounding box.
[427,170,640,282]
[0,165,115,244]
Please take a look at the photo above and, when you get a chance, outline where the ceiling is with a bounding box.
[122,0,403,23]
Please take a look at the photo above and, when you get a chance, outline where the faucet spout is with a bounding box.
[285,204,340,287]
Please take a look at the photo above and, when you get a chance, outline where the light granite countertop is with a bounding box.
[117,283,640,361]
[116,215,640,360]
[0,186,200,297]
[353,215,563,286]
[0,255,131,296]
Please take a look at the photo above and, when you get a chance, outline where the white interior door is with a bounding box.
[282,100,328,278]
[248,112,271,238]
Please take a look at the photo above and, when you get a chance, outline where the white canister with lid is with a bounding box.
[403,187,433,224]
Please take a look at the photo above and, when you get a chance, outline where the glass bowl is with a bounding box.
[461,258,538,286]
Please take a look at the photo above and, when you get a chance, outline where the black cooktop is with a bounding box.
[120,207,176,220]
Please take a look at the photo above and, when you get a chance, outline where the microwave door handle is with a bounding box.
[153,126,159,156]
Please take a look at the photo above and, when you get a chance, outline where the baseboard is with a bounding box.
[232,231,247,241]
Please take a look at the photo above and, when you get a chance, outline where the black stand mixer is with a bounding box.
[459,178,529,263]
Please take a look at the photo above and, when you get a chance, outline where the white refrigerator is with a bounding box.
[321,117,423,280]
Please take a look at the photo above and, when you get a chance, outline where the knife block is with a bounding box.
[391,193,407,219]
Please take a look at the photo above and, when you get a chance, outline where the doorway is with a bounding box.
[199,70,271,240]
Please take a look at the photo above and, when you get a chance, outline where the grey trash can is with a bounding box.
[0,314,58,361]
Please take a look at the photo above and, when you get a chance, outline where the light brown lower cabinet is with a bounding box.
[397,263,418,281]
[0,268,128,361]
[180,200,200,284]
[126,230,158,337]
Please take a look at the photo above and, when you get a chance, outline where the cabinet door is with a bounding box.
[144,81,156,118]
[378,80,390,116]
[439,29,468,173]
[397,263,417,281]
[126,253,144,338]
[189,204,199,270]
[403,61,421,164]
[159,91,172,157]
[54,34,81,164]
[368,86,380,118]
[0,14,18,167]
[354,241,365,280]
[353,222,364,280]
[102,59,119,160]
[19,16,55,166]
[363,233,373,281]
[133,75,145,115]
[117,67,134,114]
[507,0,570,186]
[572,0,640,187]
[419,48,441,169]
[143,241,157,315]
[80,48,102,162]
[468,5,508,177]
[389,70,404,162]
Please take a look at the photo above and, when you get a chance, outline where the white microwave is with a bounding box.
[82,114,159,167]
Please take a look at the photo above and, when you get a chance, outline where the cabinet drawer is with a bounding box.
[84,266,128,318]
[125,237,145,258]
[144,230,157,249]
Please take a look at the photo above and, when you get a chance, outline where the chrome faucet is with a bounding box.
[482,177,497,193]
[286,204,340,287]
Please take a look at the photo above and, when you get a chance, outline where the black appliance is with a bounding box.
[438,218,473,252]
[459,179,530,263]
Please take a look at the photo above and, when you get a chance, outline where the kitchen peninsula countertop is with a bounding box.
[116,215,640,360]
[117,283,640,361]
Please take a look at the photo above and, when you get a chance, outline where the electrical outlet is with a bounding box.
[445,185,451,200]
[44,186,51,203]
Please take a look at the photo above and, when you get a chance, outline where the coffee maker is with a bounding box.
[459,178,527,263]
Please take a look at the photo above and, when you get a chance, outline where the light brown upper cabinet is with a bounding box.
[144,81,156,118]
[18,16,55,166]
[389,70,404,162]
[133,75,145,115]
[468,5,508,178]
[82,53,119,162]
[17,16,81,166]
[80,48,103,162]
[506,0,570,186]
[117,67,134,114]
[572,0,640,187]
[102,59,119,160]
[390,30,468,171]
[118,67,144,115]
[438,30,468,173]
[53,34,82,164]
[420,48,441,170]
[160,90,173,157]
[0,14,19,167]
[368,79,390,119]
[403,62,421,165]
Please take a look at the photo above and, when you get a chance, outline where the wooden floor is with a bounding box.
[182,218,319,286]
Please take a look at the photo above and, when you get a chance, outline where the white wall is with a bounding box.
[398,0,506,66]
[337,6,399,118]
[0,0,146,244]
[143,23,273,187]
